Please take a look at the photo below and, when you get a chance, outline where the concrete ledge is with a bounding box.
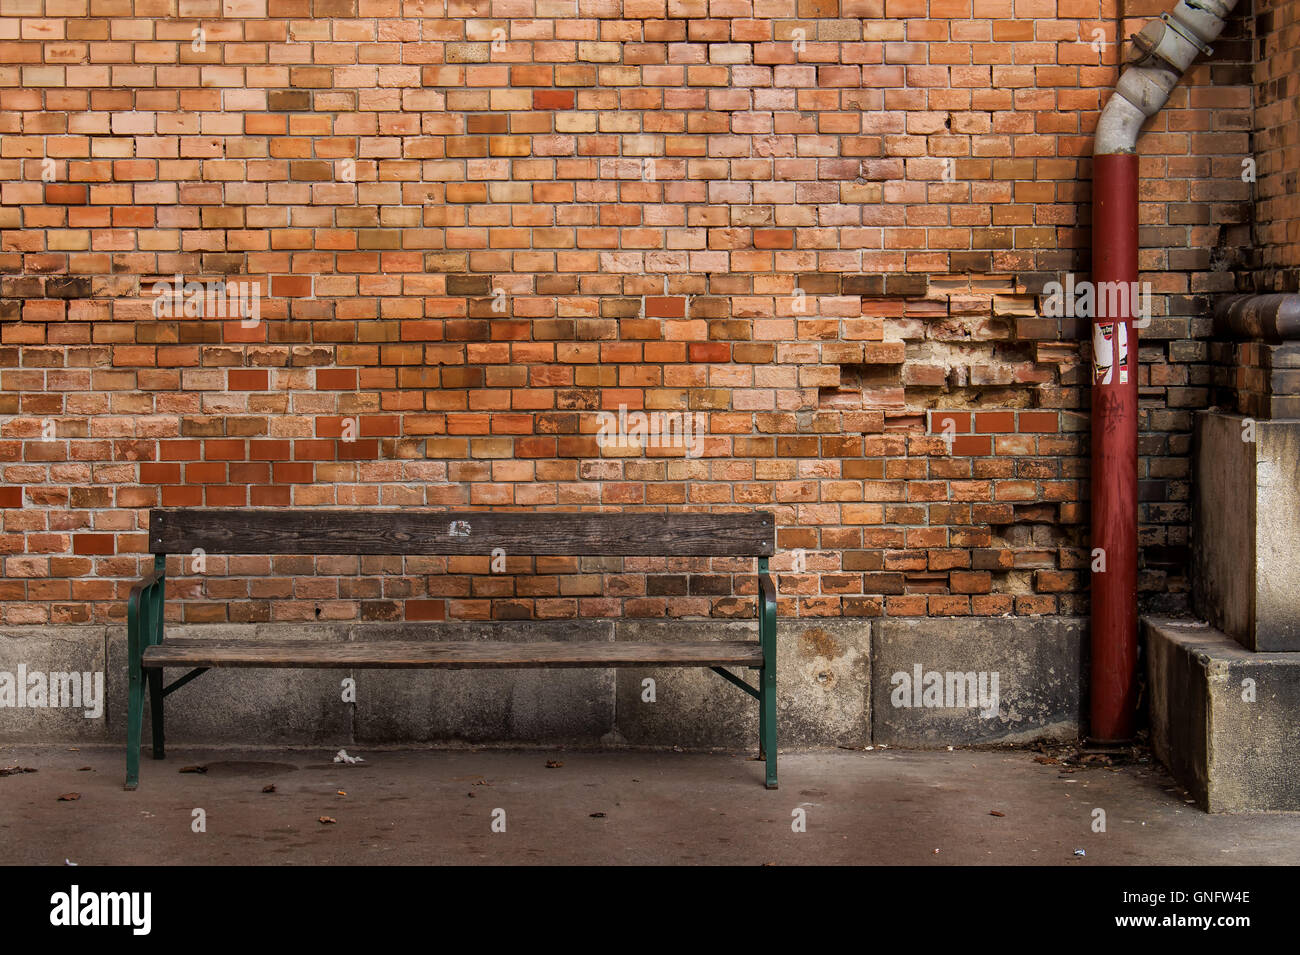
[1193,411,1300,651]
[871,617,1085,746]
[1145,615,1300,812]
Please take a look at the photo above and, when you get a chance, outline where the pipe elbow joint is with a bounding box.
[1095,0,1243,157]
[1095,92,1147,156]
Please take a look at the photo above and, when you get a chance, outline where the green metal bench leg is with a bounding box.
[758,557,778,789]
[126,637,143,791]
[126,554,165,790]
[148,668,165,760]
[761,664,777,789]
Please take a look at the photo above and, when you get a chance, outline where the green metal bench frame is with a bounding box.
[125,509,778,790]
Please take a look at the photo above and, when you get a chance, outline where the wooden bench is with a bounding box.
[126,508,778,790]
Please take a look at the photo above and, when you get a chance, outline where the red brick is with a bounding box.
[272,462,316,483]
[931,411,970,433]
[251,484,292,507]
[271,275,312,297]
[185,462,227,483]
[316,368,357,390]
[688,343,731,362]
[159,441,202,461]
[645,297,686,318]
[250,441,293,461]
[161,486,204,507]
[206,486,248,506]
[228,369,269,391]
[533,89,575,110]
[1018,411,1059,433]
[405,599,447,621]
[73,534,115,556]
[44,184,88,205]
[952,435,992,456]
[974,411,1016,433]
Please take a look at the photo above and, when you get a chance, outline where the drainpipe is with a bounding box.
[1090,0,1241,743]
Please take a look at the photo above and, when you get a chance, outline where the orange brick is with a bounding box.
[753,229,794,249]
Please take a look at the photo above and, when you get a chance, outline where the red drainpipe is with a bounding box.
[1089,0,1240,742]
[1089,154,1140,742]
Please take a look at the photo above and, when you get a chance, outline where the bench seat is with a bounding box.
[143,638,765,669]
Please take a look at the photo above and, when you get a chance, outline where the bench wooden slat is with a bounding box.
[142,639,765,669]
[149,509,774,557]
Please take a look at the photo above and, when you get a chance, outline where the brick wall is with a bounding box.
[0,0,1283,627]
[1252,0,1300,293]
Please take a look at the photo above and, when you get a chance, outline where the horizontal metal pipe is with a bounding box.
[1213,294,1300,342]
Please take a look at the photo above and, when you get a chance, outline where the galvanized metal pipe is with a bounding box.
[1090,0,1241,743]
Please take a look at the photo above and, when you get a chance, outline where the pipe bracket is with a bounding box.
[1161,12,1213,55]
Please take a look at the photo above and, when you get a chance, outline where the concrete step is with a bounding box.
[1145,615,1300,812]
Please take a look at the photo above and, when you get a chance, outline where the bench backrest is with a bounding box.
[148,509,774,558]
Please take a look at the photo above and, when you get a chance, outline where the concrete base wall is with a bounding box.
[1145,615,1300,812]
[1,616,1089,750]
[872,617,1086,746]
[0,627,115,743]
[1193,411,1300,651]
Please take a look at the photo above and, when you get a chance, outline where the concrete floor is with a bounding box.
[3,743,1299,865]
